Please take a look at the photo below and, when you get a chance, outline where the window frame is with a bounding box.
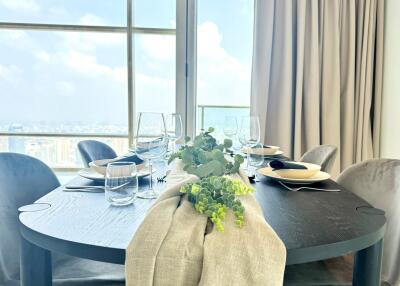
[0,0,187,171]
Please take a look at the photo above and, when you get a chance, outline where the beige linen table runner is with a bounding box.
[125,160,286,286]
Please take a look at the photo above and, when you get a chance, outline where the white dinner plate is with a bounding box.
[242,149,285,157]
[242,146,280,156]
[257,166,331,184]
[78,167,155,182]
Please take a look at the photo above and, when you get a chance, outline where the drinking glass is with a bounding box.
[223,116,238,138]
[134,112,168,199]
[165,113,183,154]
[248,143,264,177]
[238,116,261,173]
[105,162,138,206]
[223,116,239,152]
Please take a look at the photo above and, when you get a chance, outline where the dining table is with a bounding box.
[18,159,386,286]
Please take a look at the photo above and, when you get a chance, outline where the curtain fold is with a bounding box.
[251,0,384,175]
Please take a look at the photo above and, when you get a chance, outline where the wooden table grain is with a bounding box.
[19,162,386,286]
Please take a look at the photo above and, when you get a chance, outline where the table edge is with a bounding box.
[19,221,126,265]
[286,221,386,264]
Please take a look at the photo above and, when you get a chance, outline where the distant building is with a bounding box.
[8,124,25,153]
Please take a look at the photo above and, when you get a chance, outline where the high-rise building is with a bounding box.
[8,124,25,153]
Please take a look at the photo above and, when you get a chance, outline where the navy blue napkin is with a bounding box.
[98,155,143,167]
[269,160,307,170]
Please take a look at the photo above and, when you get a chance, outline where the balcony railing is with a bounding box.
[0,105,250,170]
[197,104,250,131]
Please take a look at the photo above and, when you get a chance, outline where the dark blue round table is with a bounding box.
[19,166,386,286]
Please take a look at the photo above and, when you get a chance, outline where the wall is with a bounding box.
[380,0,400,159]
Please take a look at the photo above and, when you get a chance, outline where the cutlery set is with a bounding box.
[63,182,130,193]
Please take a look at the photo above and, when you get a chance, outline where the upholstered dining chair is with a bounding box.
[77,140,117,167]
[285,159,399,286]
[299,145,338,173]
[0,153,124,286]
[336,159,400,286]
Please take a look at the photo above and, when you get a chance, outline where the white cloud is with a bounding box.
[135,21,251,108]
[55,81,76,97]
[0,64,20,82]
[0,0,40,12]
[139,34,175,61]
[58,31,124,53]
[79,14,105,26]
[135,73,175,114]
[62,50,127,83]
[34,50,51,62]
[196,21,251,106]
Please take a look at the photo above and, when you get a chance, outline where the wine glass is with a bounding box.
[134,112,168,199]
[165,113,183,154]
[223,116,238,138]
[238,116,261,173]
[223,116,239,152]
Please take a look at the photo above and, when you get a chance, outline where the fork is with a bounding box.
[63,182,130,193]
[278,181,341,192]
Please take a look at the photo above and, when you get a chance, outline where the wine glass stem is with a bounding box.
[148,159,153,190]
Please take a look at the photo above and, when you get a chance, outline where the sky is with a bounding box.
[0,0,254,132]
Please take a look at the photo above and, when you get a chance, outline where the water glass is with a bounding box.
[248,143,264,177]
[105,162,138,206]
[238,116,261,173]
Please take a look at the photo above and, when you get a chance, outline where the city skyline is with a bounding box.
[0,0,254,167]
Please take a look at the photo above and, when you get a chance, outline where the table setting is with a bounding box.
[17,112,387,286]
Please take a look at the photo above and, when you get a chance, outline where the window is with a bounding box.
[0,0,177,169]
[196,0,254,139]
[0,0,255,168]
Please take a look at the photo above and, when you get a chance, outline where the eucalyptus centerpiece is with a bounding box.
[169,127,254,232]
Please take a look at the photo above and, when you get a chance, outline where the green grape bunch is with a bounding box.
[168,127,245,178]
[180,176,254,232]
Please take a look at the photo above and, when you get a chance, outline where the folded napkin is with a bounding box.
[269,160,307,170]
[125,160,286,286]
[98,154,143,167]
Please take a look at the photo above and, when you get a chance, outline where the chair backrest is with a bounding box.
[299,145,338,173]
[0,153,60,284]
[337,159,400,286]
[77,140,117,167]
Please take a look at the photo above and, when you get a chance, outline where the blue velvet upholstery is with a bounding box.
[0,152,124,286]
[77,140,117,167]
[0,153,60,285]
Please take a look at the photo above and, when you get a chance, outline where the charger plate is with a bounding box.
[257,167,330,184]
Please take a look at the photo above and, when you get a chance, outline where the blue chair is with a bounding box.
[0,153,124,285]
[0,153,59,285]
[78,140,117,167]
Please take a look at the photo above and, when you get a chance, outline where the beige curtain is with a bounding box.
[251,0,384,175]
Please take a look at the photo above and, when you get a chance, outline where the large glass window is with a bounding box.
[196,0,254,139]
[0,0,176,169]
[0,0,126,26]
[134,33,176,115]
[0,0,255,168]
[0,30,128,134]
